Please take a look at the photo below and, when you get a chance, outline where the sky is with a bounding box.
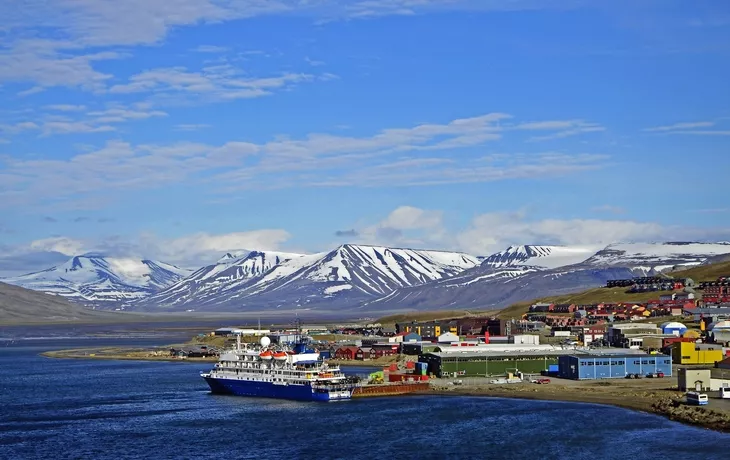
[1,0,729,275]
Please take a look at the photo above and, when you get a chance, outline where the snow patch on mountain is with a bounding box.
[481,245,601,270]
[138,250,306,308]
[584,242,730,269]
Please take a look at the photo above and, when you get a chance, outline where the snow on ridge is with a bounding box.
[482,244,600,270]
[588,242,730,266]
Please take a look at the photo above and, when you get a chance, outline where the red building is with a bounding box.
[371,343,399,358]
[356,347,375,360]
[334,346,359,360]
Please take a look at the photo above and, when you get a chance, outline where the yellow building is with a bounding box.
[672,342,724,365]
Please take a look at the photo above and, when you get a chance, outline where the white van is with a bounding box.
[720,387,730,399]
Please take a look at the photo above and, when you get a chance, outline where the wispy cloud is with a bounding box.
[175,124,212,131]
[108,66,323,102]
[643,121,715,132]
[45,104,87,112]
[519,120,606,141]
[87,108,168,123]
[41,121,116,136]
[305,56,326,67]
[191,45,229,53]
[0,113,609,209]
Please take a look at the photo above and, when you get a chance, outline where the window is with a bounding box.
[634,360,640,365]
[649,360,655,364]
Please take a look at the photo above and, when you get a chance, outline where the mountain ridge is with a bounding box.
[1,254,192,308]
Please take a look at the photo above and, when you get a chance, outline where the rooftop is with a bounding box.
[423,347,645,359]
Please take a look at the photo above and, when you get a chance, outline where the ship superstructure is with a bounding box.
[201,327,356,402]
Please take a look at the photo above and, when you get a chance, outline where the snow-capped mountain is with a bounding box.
[2,254,192,308]
[583,242,730,272]
[481,245,601,269]
[137,244,480,311]
[361,242,730,312]
[143,250,306,308]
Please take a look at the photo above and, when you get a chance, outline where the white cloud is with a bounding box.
[191,45,229,53]
[175,124,211,131]
[29,236,88,256]
[87,108,168,123]
[342,206,714,257]
[518,120,606,141]
[643,121,715,132]
[0,0,590,91]
[41,121,116,136]
[108,66,319,101]
[642,121,730,136]
[0,113,609,209]
[45,104,87,112]
[454,212,666,255]
[0,122,40,134]
[151,230,292,266]
[13,229,293,272]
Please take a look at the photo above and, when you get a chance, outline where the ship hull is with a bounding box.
[203,376,352,402]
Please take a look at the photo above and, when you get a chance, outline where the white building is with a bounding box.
[437,332,460,343]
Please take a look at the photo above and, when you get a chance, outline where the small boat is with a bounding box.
[273,351,288,360]
[259,350,273,360]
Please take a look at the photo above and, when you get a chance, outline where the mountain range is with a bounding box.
[1,255,191,308]
[3,242,730,315]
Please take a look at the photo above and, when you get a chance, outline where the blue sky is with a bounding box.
[1,0,729,274]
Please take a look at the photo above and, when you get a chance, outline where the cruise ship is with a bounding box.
[201,333,357,402]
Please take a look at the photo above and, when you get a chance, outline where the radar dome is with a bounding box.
[260,336,271,347]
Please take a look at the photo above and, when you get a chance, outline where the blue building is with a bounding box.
[558,354,672,380]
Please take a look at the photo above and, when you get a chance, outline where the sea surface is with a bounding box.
[0,325,728,460]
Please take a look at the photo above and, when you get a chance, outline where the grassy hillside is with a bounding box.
[664,259,730,282]
[0,281,121,324]
[497,260,730,320]
[377,309,495,327]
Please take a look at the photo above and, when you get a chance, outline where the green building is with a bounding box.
[419,351,564,378]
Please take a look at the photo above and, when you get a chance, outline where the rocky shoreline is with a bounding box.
[428,379,730,434]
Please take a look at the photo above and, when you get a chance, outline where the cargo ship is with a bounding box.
[201,332,357,402]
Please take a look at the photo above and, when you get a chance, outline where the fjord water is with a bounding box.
[0,330,727,460]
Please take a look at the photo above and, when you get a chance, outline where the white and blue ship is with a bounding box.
[201,333,356,402]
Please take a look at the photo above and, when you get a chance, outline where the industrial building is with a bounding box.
[660,322,688,336]
[419,350,567,377]
[671,342,725,365]
[557,353,672,380]
[607,323,663,348]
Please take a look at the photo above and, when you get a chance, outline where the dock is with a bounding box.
[352,382,430,398]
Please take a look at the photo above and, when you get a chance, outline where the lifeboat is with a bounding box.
[259,351,273,360]
[273,351,288,360]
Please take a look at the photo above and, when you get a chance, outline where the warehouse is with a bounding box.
[419,350,571,377]
[558,353,672,380]
[671,342,724,365]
